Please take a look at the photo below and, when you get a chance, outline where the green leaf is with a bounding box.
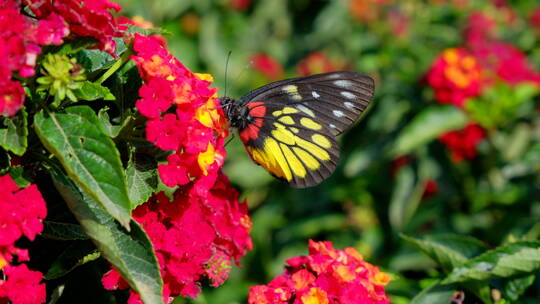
[391,106,468,156]
[388,166,423,231]
[8,166,31,187]
[51,168,163,304]
[401,234,487,273]
[503,274,535,301]
[410,281,456,304]
[74,81,115,101]
[443,241,540,284]
[55,38,99,55]
[34,106,131,229]
[45,241,100,279]
[42,221,89,240]
[0,107,28,155]
[126,157,158,208]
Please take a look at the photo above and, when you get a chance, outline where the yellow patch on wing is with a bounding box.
[295,136,330,161]
[311,134,332,148]
[282,85,302,100]
[290,127,300,134]
[271,128,296,145]
[293,147,320,170]
[283,107,299,114]
[280,144,306,178]
[300,117,322,130]
[278,116,295,125]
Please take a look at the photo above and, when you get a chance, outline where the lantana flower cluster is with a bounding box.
[426,8,540,162]
[0,0,68,117]
[0,174,47,304]
[24,0,123,54]
[248,240,390,304]
[296,52,348,77]
[101,34,252,302]
[1,0,123,118]
[251,53,284,81]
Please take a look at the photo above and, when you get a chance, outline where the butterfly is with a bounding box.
[220,71,375,188]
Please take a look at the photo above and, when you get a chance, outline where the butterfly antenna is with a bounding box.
[224,50,232,98]
[234,58,253,84]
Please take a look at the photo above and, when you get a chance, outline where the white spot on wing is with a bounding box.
[312,91,320,99]
[296,104,315,117]
[344,102,355,109]
[333,110,344,118]
[329,124,337,129]
[334,80,353,88]
[341,91,355,99]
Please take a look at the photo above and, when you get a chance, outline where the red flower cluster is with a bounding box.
[296,52,348,77]
[132,34,228,192]
[229,0,251,11]
[251,53,284,81]
[438,123,485,162]
[348,0,392,23]
[248,240,390,304]
[24,0,123,54]
[530,8,540,35]
[103,175,252,302]
[425,48,484,107]
[102,34,252,302]
[0,0,69,117]
[0,174,47,304]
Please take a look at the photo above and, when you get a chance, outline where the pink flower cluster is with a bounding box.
[103,175,252,303]
[102,34,252,302]
[132,34,229,193]
[24,0,123,54]
[0,0,68,117]
[249,240,390,304]
[0,174,47,304]
[426,6,540,162]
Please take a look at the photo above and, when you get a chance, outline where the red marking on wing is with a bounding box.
[239,102,267,143]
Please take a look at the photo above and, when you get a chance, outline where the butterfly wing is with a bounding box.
[237,71,375,188]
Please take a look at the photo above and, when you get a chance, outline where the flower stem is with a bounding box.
[96,46,134,84]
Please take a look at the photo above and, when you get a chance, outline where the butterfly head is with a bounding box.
[219,96,250,129]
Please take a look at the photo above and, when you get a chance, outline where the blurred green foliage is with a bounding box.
[112,0,540,303]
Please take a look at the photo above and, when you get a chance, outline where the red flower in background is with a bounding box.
[248,240,390,304]
[296,52,347,76]
[438,123,485,162]
[426,48,484,107]
[229,0,251,11]
[349,0,392,23]
[251,53,284,81]
[530,8,540,34]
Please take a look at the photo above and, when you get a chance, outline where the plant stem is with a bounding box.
[96,46,134,85]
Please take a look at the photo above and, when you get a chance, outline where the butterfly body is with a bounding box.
[220,71,374,188]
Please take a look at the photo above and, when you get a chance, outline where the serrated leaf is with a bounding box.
[410,281,456,304]
[443,241,540,284]
[74,81,115,101]
[0,107,28,155]
[391,106,468,156]
[42,221,89,240]
[45,241,100,279]
[127,158,158,208]
[34,106,131,229]
[51,168,163,304]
